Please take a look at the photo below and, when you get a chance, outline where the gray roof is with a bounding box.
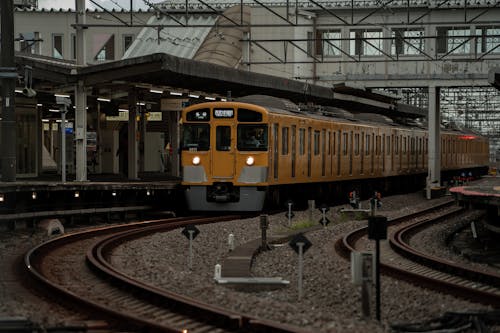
[122,14,215,59]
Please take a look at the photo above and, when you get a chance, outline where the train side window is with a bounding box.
[299,128,305,155]
[365,134,370,155]
[387,136,391,155]
[291,125,296,177]
[237,108,262,122]
[354,133,360,155]
[333,132,336,155]
[322,129,326,176]
[343,132,348,155]
[314,130,320,155]
[327,131,331,155]
[282,127,289,155]
[395,136,399,155]
[376,135,380,155]
[403,137,407,154]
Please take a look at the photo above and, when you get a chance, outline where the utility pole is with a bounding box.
[1,0,17,182]
[75,0,87,181]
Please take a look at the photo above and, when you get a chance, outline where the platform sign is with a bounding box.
[285,200,295,222]
[289,233,312,300]
[289,233,312,254]
[318,204,330,226]
[182,224,200,240]
[182,225,200,271]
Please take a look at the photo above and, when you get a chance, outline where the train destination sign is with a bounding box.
[214,108,234,118]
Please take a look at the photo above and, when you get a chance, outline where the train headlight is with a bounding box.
[246,156,255,166]
[192,156,201,165]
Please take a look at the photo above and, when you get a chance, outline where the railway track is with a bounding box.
[24,216,311,333]
[336,201,500,306]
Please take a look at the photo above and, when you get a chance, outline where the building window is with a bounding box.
[477,26,500,54]
[437,27,472,54]
[71,34,76,60]
[350,29,383,56]
[391,29,424,55]
[19,32,41,54]
[313,30,341,56]
[94,34,115,61]
[52,34,64,59]
[123,34,134,55]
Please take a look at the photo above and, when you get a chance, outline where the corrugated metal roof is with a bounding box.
[122,14,215,59]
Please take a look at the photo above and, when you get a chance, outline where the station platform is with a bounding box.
[449,176,500,207]
[0,172,182,228]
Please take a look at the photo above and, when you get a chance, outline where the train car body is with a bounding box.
[180,96,489,211]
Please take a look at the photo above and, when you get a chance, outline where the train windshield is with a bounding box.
[237,125,268,151]
[182,124,210,151]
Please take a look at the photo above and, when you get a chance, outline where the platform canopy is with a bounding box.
[15,52,425,119]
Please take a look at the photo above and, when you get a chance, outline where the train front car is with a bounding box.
[181,102,269,211]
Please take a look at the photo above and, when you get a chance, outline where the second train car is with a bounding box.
[180,95,489,211]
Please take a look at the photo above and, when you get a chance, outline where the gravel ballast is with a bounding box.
[110,190,495,332]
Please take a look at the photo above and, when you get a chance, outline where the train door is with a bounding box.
[212,125,234,179]
[273,123,279,180]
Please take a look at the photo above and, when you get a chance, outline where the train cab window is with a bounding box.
[182,124,210,151]
[282,127,289,155]
[186,108,210,121]
[216,126,231,151]
[237,108,262,122]
[237,124,268,151]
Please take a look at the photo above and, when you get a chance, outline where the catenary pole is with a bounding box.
[1,0,17,182]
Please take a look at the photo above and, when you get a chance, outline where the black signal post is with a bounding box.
[368,215,387,321]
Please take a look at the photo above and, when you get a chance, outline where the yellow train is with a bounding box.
[181,95,489,211]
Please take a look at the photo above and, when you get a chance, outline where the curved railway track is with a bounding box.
[336,201,500,306]
[25,216,310,333]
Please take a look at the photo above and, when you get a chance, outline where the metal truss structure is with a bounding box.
[56,1,500,155]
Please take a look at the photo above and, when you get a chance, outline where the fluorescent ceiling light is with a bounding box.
[221,98,227,102]
[119,108,129,112]
[15,89,23,93]
[150,89,163,94]
[97,97,111,102]
[170,91,183,96]
[136,102,146,106]
[205,96,216,100]
[189,94,199,98]
[54,93,71,98]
